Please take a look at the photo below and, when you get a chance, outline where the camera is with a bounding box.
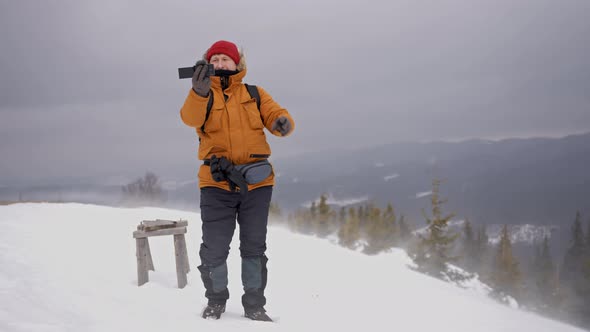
[178,63,215,79]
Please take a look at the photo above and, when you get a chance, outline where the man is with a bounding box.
[180,40,294,322]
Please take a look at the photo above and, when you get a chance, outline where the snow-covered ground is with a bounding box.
[0,203,584,332]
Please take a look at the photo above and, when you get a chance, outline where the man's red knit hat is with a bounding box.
[206,40,240,64]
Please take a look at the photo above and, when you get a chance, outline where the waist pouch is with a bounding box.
[234,160,273,185]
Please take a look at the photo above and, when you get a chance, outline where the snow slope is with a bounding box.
[0,203,584,332]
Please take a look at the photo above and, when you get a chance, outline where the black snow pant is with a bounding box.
[197,186,272,312]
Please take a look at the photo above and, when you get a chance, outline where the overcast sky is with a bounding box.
[1,0,589,185]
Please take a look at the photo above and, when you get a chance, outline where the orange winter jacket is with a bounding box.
[180,69,294,191]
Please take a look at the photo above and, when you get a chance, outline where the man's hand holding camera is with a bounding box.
[192,60,212,97]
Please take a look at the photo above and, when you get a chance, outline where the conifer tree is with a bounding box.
[533,235,559,311]
[357,205,365,233]
[492,225,521,299]
[463,219,474,244]
[363,205,381,253]
[383,203,398,245]
[561,212,586,279]
[269,201,282,220]
[339,207,347,225]
[572,211,585,249]
[290,208,313,235]
[338,207,361,249]
[364,205,397,255]
[363,204,371,220]
[561,212,587,290]
[318,194,330,216]
[462,219,476,269]
[383,203,398,233]
[415,179,458,276]
[310,201,317,219]
[470,225,489,275]
[315,194,333,237]
[363,205,381,249]
[560,211,590,327]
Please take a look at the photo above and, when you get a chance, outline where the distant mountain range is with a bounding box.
[269,132,590,228]
[2,132,589,229]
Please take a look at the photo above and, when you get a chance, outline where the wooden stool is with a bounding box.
[133,219,190,288]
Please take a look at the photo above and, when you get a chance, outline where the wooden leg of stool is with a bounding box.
[179,234,190,274]
[174,234,188,289]
[146,239,154,271]
[136,238,149,286]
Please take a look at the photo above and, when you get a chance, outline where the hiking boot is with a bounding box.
[244,308,273,322]
[202,304,226,319]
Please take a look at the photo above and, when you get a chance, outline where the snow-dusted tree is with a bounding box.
[364,204,397,255]
[532,236,560,312]
[461,219,478,269]
[314,194,335,237]
[476,225,489,252]
[287,208,313,235]
[414,179,458,276]
[310,201,317,219]
[383,203,398,231]
[268,201,282,220]
[338,207,361,250]
[560,211,590,327]
[561,212,587,285]
[338,207,347,225]
[491,225,521,300]
[474,224,489,262]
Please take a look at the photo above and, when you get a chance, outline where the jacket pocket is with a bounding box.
[198,144,228,160]
[242,99,264,129]
[203,108,223,133]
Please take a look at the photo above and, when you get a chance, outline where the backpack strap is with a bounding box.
[244,84,261,110]
[200,92,214,134]
[245,84,264,125]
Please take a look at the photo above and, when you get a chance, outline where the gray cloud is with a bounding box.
[1,0,589,185]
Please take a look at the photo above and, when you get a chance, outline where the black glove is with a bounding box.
[209,155,226,182]
[271,116,292,136]
[192,60,211,97]
[208,155,249,196]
